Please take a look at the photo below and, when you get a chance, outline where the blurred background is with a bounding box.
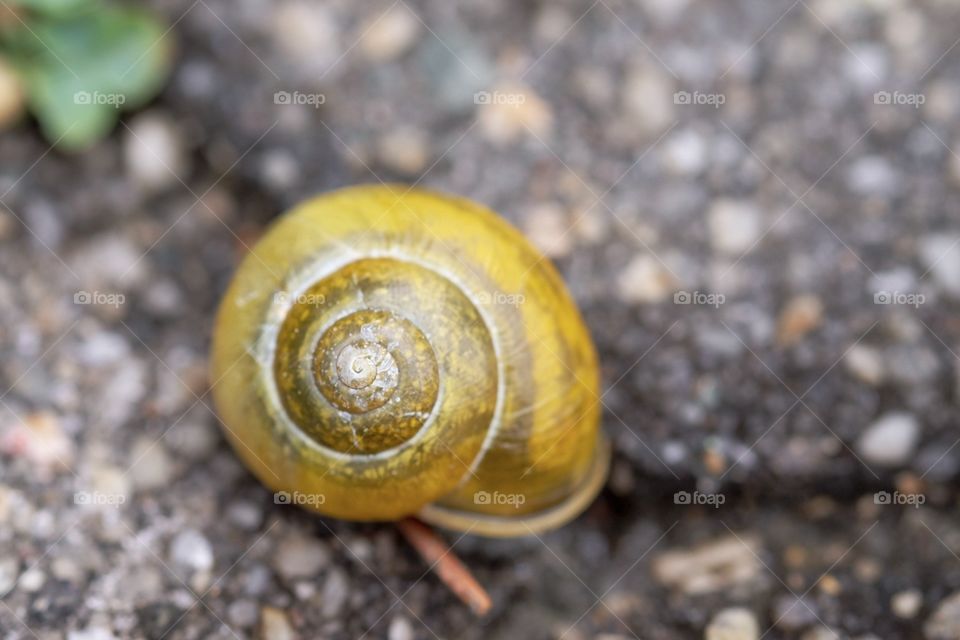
[2,0,960,638]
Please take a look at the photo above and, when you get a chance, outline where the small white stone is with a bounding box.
[169,529,214,573]
[359,5,420,62]
[524,203,573,258]
[891,589,922,619]
[856,412,919,467]
[622,63,675,138]
[919,234,960,298]
[844,344,885,386]
[663,128,708,176]
[708,199,762,255]
[320,567,349,617]
[71,233,148,289]
[227,599,259,628]
[705,607,759,640]
[273,533,330,580]
[68,627,116,640]
[18,567,45,593]
[129,438,174,491]
[0,557,19,597]
[388,616,415,640]
[616,254,676,304]
[847,156,898,197]
[272,2,339,71]
[478,83,553,146]
[377,128,430,176]
[124,113,186,193]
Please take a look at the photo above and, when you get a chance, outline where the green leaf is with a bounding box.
[9,0,99,18]
[14,6,172,150]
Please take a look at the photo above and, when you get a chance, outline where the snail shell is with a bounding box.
[211,185,609,536]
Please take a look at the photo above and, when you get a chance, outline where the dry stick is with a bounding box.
[396,518,492,616]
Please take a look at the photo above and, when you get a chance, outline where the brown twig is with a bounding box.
[396,518,492,616]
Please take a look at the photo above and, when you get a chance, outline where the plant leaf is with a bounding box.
[9,0,99,18]
[14,6,172,150]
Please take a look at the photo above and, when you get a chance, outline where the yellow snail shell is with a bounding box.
[211,185,609,537]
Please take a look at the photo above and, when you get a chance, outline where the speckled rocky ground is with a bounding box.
[3,0,960,638]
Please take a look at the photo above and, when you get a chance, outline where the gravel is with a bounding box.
[2,0,960,638]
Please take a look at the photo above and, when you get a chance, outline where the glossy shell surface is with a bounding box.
[211,185,608,536]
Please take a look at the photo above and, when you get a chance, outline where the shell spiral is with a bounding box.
[211,185,609,536]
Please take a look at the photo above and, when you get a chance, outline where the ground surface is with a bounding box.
[2,0,960,638]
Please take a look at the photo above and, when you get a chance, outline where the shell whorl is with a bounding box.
[270,256,499,461]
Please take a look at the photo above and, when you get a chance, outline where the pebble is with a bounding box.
[0,557,19,597]
[925,591,960,640]
[524,203,573,258]
[88,465,131,505]
[843,344,885,386]
[71,233,148,289]
[856,412,919,467]
[272,2,338,72]
[847,156,899,197]
[664,128,708,176]
[616,254,676,304]
[18,567,45,593]
[705,607,759,640]
[227,599,259,628]
[891,589,922,619]
[377,128,430,176]
[359,4,420,62]
[771,595,820,632]
[708,199,762,255]
[227,500,264,531]
[653,536,762,595]
[0,411,74,476]
[478,83,553,146]
[68,628,116,640]
[129,438,175,491]
[801,627,841,640]
[164,417,220,461]
[169,529,214,573]
[272,533,330,580]
[75,331,129,367]
[919,234,960,298]
[621,63,675,138]
[320,567,349,617]
[260,150,301,192]
[776,295,824,347]
[260,606,296,640]
[388,616,414,640]
[0,56,24,130]
[124,112,187,193]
